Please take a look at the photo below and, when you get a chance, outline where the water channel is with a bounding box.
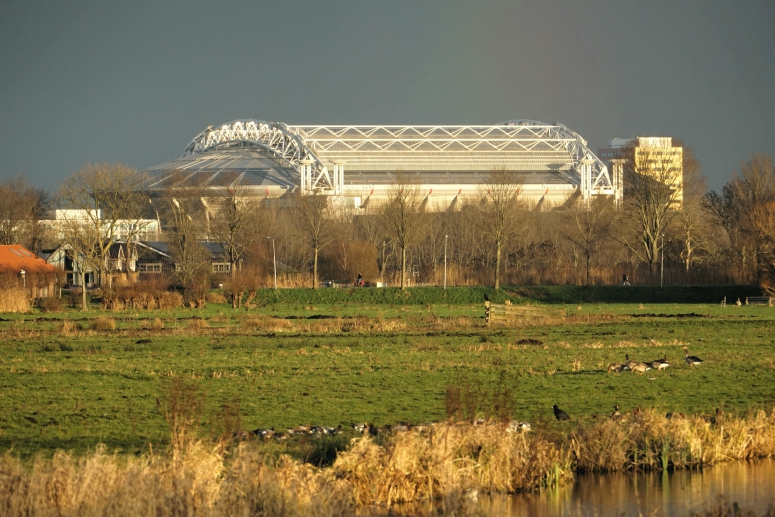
[476,459,775,516]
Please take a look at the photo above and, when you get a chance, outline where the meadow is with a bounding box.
[1,286,774,459]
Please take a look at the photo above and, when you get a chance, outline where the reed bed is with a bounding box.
[2,414,775,516]
[0,286,30,313]
[571,408,775,473]
[333,422,573,506]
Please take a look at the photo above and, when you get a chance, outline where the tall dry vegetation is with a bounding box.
[2,408,775,516]
[0,285,30,313]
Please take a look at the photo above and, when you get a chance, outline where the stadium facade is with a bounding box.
[145,119,622,209]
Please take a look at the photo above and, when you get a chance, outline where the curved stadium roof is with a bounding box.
[145,119,615,205]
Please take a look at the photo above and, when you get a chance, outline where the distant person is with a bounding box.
[622,274,630,286]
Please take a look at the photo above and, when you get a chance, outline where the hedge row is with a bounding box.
[246,285,762,306]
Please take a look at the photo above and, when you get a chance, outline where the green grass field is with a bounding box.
[1,288,774,458]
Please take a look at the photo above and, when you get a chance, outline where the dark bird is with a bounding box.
[483,293,491,302]
[611,405,621,422]
[648,355,670,371]
[553,404,570,421]
[682,346,703,366]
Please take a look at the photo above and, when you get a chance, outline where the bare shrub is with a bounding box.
[37,297,62,312]
[92,317,116,332]
[102,277,183,311]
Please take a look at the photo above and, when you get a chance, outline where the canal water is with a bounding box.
[477,459,775,516]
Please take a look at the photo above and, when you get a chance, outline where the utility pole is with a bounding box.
[267,236,277,290]
[443,234,448,290]
[660,234,664,288]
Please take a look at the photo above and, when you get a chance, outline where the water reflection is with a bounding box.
[478,460,775,517]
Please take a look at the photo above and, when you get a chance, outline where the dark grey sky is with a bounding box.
[1,0,773,192]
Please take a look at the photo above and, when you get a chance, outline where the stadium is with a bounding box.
[145,119,621,209]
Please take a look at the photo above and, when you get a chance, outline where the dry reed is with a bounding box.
[59,319,77,336]
[3,413,775,516]
[0,286,30,313]
[570,408,775,473]
[91,317,116,331]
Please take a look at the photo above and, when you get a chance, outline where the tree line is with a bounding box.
[2,147,774,299]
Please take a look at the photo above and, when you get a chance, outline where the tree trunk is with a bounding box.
[313,246,319,289]
[400,246,407,290]
[585,249,591,286]
[81,270,87,311]
[494,239,502,290]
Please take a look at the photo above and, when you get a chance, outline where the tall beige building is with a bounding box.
[599,137,683,208]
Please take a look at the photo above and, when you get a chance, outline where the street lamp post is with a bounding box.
[660,234,664,288]
[443,235,448,290]
[267,237,277,290]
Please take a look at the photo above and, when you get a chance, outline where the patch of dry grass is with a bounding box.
[91,317,116,331]
[0,286,29,313]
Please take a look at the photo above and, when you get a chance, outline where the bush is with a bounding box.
[37,297,62,312]
[102,279,183,310]
[68,288,90,308]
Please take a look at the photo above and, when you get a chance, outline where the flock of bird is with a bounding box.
[553,404,724,424]
[249,421,440,441]
[247,345,707,441]
[552,346,708,423]
[607,346,703,374]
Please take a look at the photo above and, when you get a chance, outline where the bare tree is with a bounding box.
[57,163,149,309]
[671,142,708,273]
[211,184,265,278]
[473,170,525,289]
[562,195,617,285]
[379,175,428,289]
[160,184,212,306]
[619,138,684,273]
[292,191,335,289]
[0,175,49,249]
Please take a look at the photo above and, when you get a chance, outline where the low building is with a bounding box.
[0,245,60,297]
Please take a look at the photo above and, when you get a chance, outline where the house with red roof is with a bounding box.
[0,245,60,298]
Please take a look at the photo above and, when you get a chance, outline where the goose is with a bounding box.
[631,362,652,374]
[608,362,626,373]
[611,405,621,422]
[625,354,639,370]
[553,404,570,421]
[649,355,670,370]
[507,420,531,433]
[682,346,703,366]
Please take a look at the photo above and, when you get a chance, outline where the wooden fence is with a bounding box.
[745,297,773,307]
[485,301,566,325]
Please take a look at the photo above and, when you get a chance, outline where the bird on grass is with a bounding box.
[553,404,570,421]
[624,354,639,370]
[607,362,627,373]
[631,362,652,374]
[611,405,621,422]
[682,346,703,366]
[648,356,670,371]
